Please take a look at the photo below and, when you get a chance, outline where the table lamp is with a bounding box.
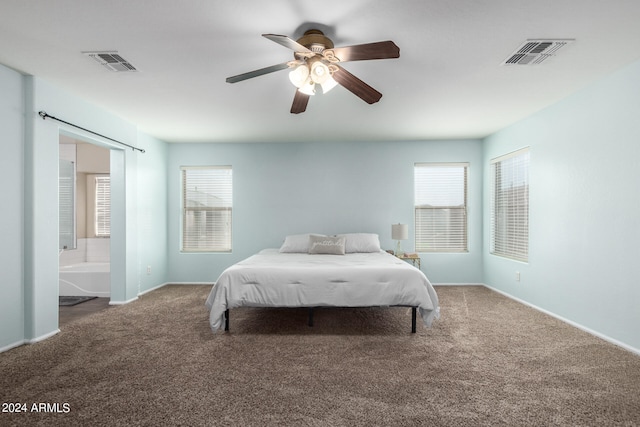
[392,223,408,256]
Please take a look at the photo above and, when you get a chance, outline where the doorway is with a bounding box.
[58,131,123,322]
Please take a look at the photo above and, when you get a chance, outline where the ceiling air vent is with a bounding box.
[502,39,574,66]
[84,51,138,72]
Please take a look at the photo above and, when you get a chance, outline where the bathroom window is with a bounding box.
[181,166,233,252]
[95,176,110,237]
[59,158,76,249]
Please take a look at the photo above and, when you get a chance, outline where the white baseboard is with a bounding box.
[109,296,138,305]
[165,282,214,285]
[138,282,168,296]
[0,339,26,353]
[27,328,60,344]
[483,284,640,357]
[112,283,212,303]
[433,283,484,287]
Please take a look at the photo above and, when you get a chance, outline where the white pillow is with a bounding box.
[308,235,346,255]
[337,233,381,253]
[279,234,324,253]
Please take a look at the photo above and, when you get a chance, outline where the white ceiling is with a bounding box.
[2,0,640,144]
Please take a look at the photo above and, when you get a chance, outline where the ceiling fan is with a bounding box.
[226,29,400,114]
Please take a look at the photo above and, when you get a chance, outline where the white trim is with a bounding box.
[484,284,640,357]
[109,296,139,305]
[167,282,215,286]
[27,329,60,344]
[432,283,484,286]
[138,282,168,296]
[0,339,26,353]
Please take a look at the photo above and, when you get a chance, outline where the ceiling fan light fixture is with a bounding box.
[288,64,309,88]
[298,79,316,96]
[320,77,338,94]
[310,61,330,84]
[226,29,400,113]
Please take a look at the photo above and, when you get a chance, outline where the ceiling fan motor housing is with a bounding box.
[296,29,334,53]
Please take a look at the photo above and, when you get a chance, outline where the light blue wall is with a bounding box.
[0,64,25,351]
[136,131,169,292]
[167,139,484,284]
[27,77,170,306]
[0,67,169,350]
[483,59,640,351]
[23,76,61,340]
[3,54,639,354]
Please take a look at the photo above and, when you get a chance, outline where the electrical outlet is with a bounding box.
[147,265,151,275]
[515,271,520,282]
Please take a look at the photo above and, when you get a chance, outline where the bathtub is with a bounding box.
[59,262,110,297]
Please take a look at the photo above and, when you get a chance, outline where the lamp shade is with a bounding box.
[320,77,338,93]
[288,64,309,88]
[310,61,330,84]
[298,79,316,95]
[392,223,408,240]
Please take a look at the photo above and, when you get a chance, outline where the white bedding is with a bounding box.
[205,249,440,332]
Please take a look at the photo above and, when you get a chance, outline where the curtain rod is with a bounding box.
[38,111,145,153]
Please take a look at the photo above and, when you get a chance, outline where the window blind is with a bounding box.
[414,163,468,252]
[59,159,75,249]
[181,166,232,252]
[95,176,110,237]
[490,148,530,262]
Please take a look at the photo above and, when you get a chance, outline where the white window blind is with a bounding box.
[414,163,468,252]
[59,159,76,249]
[490,148,530,262]
[182,166,232,252]
[95,176,110,237]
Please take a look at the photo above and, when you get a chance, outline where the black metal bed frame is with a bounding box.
[223,306,418,333]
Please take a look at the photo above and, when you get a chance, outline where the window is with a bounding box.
[414,163,468,252]
[59,159,76,249]
[181,166,232,252]
[490,148,530,262]
[95,176,110,237]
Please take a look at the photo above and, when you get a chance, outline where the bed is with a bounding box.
[205,233,440,333]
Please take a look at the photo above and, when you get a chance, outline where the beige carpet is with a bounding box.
[1,285,639,426]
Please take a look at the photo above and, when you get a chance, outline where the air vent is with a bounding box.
[502,39,574,66]
[84,51,138,72]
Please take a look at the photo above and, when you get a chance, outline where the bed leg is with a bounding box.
[308,308,314,327]
[411,307,417,333]
[224,309,229,332]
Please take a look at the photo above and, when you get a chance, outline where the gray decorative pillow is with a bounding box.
[308,235,346,255]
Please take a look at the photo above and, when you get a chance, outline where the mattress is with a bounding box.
[205,249,440,332]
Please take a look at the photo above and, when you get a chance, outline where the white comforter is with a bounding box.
[205,249,440,332]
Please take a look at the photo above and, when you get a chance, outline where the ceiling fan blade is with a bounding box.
[290,90,310,114]
[262,34,312,53]
[328,41,400,62]
[332,65,382,104]
[226,62,290,83]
